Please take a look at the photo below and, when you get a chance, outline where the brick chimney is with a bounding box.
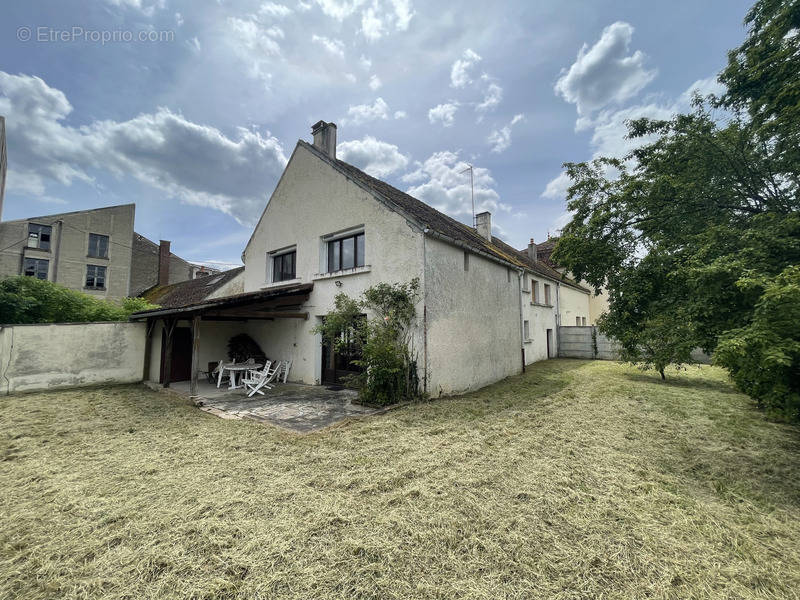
[475,211,492,242]
[311,120,337,158]
[158,240,170,286]
[527,238,537,262]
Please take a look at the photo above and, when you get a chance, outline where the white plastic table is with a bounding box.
[217,363,263,390]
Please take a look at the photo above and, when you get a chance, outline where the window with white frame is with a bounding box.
[326,231,365,272]
[271,248,296,282]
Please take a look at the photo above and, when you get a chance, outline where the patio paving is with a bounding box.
[167,380,379,432]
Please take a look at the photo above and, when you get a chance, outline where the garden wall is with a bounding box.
[557,326,620,360]
[0,322,146,394]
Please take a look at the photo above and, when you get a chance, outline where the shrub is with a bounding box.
[0,276,159,324]
[314,279,421,406]
[715,266,800,422]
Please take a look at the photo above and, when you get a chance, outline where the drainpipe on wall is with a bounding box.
[518,269,525,372]
[51,220,63,283]
[555,282,561,356]
[422,227,429,395]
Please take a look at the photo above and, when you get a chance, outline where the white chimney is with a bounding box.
[527,238,537,262]
[475,211,492,242]
[311,120,337,159]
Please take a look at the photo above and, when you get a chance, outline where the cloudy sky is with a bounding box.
[1,0,751,268]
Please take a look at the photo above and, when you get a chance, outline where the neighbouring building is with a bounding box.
[535,236,609,325]
[132,120,592,397]
[0,203,195,300]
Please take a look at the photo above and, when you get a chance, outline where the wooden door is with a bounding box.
[160,327,192,383]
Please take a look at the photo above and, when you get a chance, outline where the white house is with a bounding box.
[132,121,590,397]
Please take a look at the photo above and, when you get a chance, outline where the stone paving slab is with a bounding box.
[192,383,378,432]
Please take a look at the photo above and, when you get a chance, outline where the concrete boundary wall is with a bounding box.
[0,322,146,394]
[557,325,620,360]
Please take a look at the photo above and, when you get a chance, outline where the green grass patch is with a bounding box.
[1,360,799,599]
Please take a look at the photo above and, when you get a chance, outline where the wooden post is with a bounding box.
[142,320,154,382]
[162,318,176,388]
[190,314,201,398]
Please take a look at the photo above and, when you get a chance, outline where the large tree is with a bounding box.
[552,0,800,418]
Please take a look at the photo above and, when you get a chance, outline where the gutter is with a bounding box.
[425,229,524,272]
[518,271,525,372]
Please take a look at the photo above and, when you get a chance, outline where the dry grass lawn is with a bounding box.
[1,360,799,599]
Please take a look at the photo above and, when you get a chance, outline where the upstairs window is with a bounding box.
[531,279,540,303]
[327,232,365,272]
[27,224,52,250]
[88,233,109,258]
[23,258,48,280]
[523,320,530,340]
[576,316,581,326]
[544,284,551,305]
[86,265,107,289]
[272,250,296,282]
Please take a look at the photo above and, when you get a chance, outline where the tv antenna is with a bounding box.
[460,164,475,227]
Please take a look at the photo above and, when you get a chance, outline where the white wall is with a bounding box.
[424,237,521,396]
[0,322,146,394]
[558,284,591,327]
[242,143,425,386]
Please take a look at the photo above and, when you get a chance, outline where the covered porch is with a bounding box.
[131,283,315,397]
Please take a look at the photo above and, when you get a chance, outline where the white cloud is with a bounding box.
[476,80,503,114]
[428,102,459,127]
[404,151,509,221]
[393,110,407,119]
[368,74,382,90]
[361,4,385,41]
[186,36,201,54]
[314,0,367,20]
[0,71,288,226]
[337,136,409,177]
[311,34,345,57]
[541,171,572,200]
[487,113,524,153]
[102,0,165,17]
[341,97,390,125]
[554,21,656,119]
[345,72,357,83]
[174,11,184,26]
[227,16,283,83]
[259,2,292,17]
[451,49,481,88]
[390,0,414,30]
[359,55,372,70]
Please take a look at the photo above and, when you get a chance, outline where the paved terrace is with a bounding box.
[164,380,378,433]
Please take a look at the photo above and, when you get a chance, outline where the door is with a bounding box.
[160,327,192,383]
[321,317,364,386]
[546,328,553,358]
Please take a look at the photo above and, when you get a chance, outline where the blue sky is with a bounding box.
[0,0,752,268]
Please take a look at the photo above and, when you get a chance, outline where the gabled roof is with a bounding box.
[533,237,559,268]
[141,266,244,309]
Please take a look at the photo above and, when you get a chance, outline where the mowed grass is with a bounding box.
[1,361,799,600]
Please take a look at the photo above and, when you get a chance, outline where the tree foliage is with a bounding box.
[0,276,159,324]
[551,0,800,417]
[313,279,421,406]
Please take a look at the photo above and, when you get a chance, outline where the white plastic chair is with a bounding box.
[279,359,292,383]
[214,358,230,388]
[242,361,280,397]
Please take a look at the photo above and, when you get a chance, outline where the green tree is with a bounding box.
[313,279,421,406]
[0,276,158,324]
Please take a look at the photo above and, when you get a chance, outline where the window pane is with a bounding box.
[356,234,365,267]
[328,240,340,272]
[273,255,282,282]
[86,266,95,287]
[341,236,355,270]
[29,224,52,251]
[23,258,48,280]
[100,237,108,258]
[286,251,295,279]
[96,266,106,288]
[88,234,109,258]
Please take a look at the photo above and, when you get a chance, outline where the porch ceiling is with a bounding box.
[130,282,313,321]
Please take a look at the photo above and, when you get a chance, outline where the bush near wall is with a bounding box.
[0,276,158,324]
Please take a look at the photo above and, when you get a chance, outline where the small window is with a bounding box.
[523,320,530,340]
[544,284,551,305]
[27,224,52,251]
[23,258,48,280]
[272,250,296,282]
[88,233,109,258]
[327,232,365,272]
[531,280,539,303]
[576,316,581,326]
[522,273,529,291]
[507,268,511,283]
[85,265,107,289]
[463,252,470,271]
[582,317,587,326]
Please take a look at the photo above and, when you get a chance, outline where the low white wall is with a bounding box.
[557,325,620,360]
[0,322,146,394]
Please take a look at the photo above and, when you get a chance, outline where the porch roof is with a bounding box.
[129,282,314,321]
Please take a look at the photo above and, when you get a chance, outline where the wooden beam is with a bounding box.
[162,318,176,388]
[190,314,201,398]
[142,319,154,382]
[204,311,308,320]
